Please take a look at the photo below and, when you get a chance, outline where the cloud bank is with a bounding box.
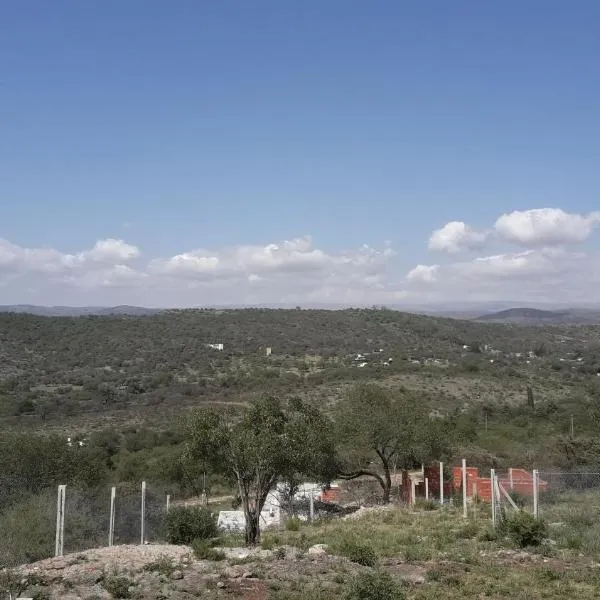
[1,208,599,306]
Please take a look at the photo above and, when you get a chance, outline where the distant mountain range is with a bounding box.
[474,307,600,325]
[0,305,161,317]
[1,303,600,324]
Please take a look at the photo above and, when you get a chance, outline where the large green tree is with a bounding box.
[335,384,449,504]
[184,396,335,545]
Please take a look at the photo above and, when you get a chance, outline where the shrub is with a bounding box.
[345,571,406,600]
[414,499,438,511]
[285,517,301,531]
[166,506,217,544]
[456,521,480,539]
[501,511,547,548]
[191,539,226,561]
[0,569,27,599]
[143,554,177,576]
[338,539,378,567]
[102,575,133,599]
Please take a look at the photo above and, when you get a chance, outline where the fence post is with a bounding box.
[55,484,66,557]
[410,478,416,506]
[509,468,514,490]
[490,469,496,528]
[425,477,429,501]
[141,481,146,545]
[462,458,468,518]
[108,486,116,547]
[309,489,314,522]
[439,461,444,505]
[166,494,171,513]
[533,469,539,518]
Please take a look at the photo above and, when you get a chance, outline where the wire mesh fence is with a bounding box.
[0,481,172,568]
[537,471,600,513]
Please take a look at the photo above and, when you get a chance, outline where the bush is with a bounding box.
[102,575,133,599]
[345,571,406,600]
[166,506,217,544]
[338,539,378,567]
[501,511,547,548]
[285,517,301,531]
[191,539,226,561]
[414,499,438,511]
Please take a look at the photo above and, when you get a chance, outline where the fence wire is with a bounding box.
[538,471,600,512]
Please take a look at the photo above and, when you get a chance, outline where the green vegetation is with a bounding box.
[185,396,335,545]
[500,511,548,548]
[191,539,226,561]
[345,571,406,600]
[101,575,133,599]
[2,307,600,575]
[165,506,218,545]
[335,383,449,503]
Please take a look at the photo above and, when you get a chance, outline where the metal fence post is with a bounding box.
[533,469,539,518]
[439,461,444,505]
[108,486,116,547]
[55,485,66,557]
[141,481,146,545]
[462,458,468,518]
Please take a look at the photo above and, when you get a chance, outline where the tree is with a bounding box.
[184,396,334,545]
[334,384,449,504]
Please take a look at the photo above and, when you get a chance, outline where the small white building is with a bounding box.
[207,343,224,351]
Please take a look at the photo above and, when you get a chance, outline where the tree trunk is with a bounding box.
[377,450,392,504]
[244,509,260,546]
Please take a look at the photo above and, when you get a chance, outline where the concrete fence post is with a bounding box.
[410,478,416,506]
[533,469,539,518]
[462,458,468,518]
[141,481,146,545]
[490,469,496,528]
[309,489,314,522]
[55,485,66,557]
[425,477,429,501]
[108,486,116,547]
[439,461,444,505]
[166,494,171,513]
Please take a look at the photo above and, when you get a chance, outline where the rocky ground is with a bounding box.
[3,542,424,600]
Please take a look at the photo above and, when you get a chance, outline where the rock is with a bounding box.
[216,581,226,589]
[307,544,329,557]
[171,570,184,580]
[242,571,254,579]
[223,565,244,579]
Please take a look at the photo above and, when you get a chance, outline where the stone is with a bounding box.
[307,544,329,557]
[171,570,184,580]
[216,581,226,589]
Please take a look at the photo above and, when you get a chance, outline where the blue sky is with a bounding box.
[1,1,600,306]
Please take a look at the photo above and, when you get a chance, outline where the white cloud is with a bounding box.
[0,237,140,275]
[404,247,599,303]
[2,226,600,306]
[149,236,395,282]
[406,264,439,283]
[428,221,488,253]
[0,235,400,306]
[494,208,600,247]
[85,239,140,263]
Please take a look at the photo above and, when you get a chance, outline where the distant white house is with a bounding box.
[217,491,282,532]
[207,343,224,351]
